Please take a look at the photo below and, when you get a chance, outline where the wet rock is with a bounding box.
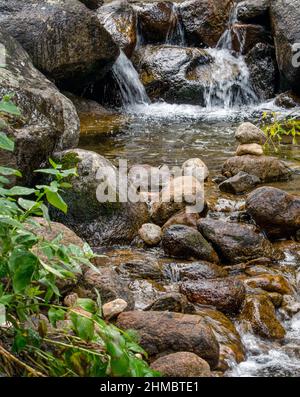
[197,308,245,368]
[236,144,264,156]
[235,122,267,145]
[53,149,149,246]
[246,187,300,239]
[134,1,175,44]
[0,0,119,88]
[275,91,300,108]
[182,158,209,181]
[231,24,271,55]
[76,267,135,309]
[102,299,128,320]
[236,0,270,24]
[246,43,278,100]
[0,28,79,185]
[116,259,163,281]
[151,175,205,225]
[180,278,246,313]
[268,292,283,308]
[222,155,292,183]
[145,293,195,313]
[178,262,228,280]
[219,171,260,195]
[197,218,275,265]
[80,0,103,10]
[116,311,220,368]
[244,274,293,295]
[162,209,201,230]
[138,223,162,246]
[281,295,300,317]
[151,352,211,377]
[180,0,233,47]
[162,225,219,263]
[97,1,137,57]
[239,294,286,340]
[271,0,300,95]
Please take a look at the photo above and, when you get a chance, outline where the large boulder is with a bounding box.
[97,1,137,57]
[0,0,119,88]
[245,43,278,100]
[246,187,300,239]
[236,0,270,24]
[179,0,233,47]
[180,278,246,314]
[150,352,211,377]
[0,28,79,185]
[271,0,300,94]
[53,149,150,246]
[197,218,276,265]
[116,311,220,368]
[222,155,292,182]
[162,224,219,263]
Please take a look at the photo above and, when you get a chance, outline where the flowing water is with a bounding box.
[81,0,300,377]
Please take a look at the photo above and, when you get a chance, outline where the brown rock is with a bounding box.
[244,274,293,295]
[236,143,264,156]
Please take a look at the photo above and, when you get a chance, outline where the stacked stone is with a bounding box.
[235,122,267,156]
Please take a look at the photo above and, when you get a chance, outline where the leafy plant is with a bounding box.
[0,96,159,377]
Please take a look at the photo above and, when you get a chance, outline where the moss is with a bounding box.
[60,151,80,169]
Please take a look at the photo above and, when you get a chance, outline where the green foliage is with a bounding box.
[0,96,159,378]
[261,112,300,152]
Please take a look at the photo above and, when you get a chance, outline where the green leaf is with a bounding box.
[70,312,95,341]
[0,98,21,116]
[0,166,22,177]
[7,186,36,196]
[76,298,97,314]
[48,307,65,327]
[46,191,67,213]
[12,332,27,353]
[9,249,38,293]
[0,132,14,151]
[18,198,39,211]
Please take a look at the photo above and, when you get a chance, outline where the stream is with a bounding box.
[79,0,300,377]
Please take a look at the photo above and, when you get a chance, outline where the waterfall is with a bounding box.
[203,2,258,109]
[112,50,150,107]
[166,3,186,46]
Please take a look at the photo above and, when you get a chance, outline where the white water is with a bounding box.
[166,3,186,46]
[112,50,150,107]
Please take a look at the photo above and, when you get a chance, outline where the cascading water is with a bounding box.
[112,50,150,107]
[166,3,186,46]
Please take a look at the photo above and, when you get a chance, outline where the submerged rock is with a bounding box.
[0,0,119,88]
[222,155,292,183]
[151,352,211,377]
[219,171,260,195]
[246,187,300,239]
[180,278,246,314]
[53,149,149,246]
[162,225,219,263]
[180,0,233,47]
[197,218,276,265]
[239,294,286,340]
[116,310,220,368]
[0,28,79,185]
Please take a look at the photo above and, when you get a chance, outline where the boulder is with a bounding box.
[235,122,267,145]
[180,0,233,47]
[180,278,246,313]
[219,171,260,195]
[0,28,79,185]
[145,293,195,313]
[116,259,163,281]
[77,267,135,309]
[182,157,209,181]
[244,274,293,295]
[151,352,211,377]
[151,175,205,225]
[246,187,300,239]
[222,155,292,183]
[236,0,270,24]
[162,225,219,263]
[138,223,162,246]
[116,311,220,368]
[53,149,150,246]
[230,24,271,55]
[239,294,286,339]
[97,1,137,57]
[0,0,119,88]
[246,43,278,100]
[162,209,202,230]
[271,0,300,94]
[178,261,228,280]
[275,91,300,108]
[134,1,176,44]
[197,218,275,265]
[236,143,264,156]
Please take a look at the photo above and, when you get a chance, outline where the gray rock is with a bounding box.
[219,171,260,195]
[235,123,267,145]
[237,0,270,23]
